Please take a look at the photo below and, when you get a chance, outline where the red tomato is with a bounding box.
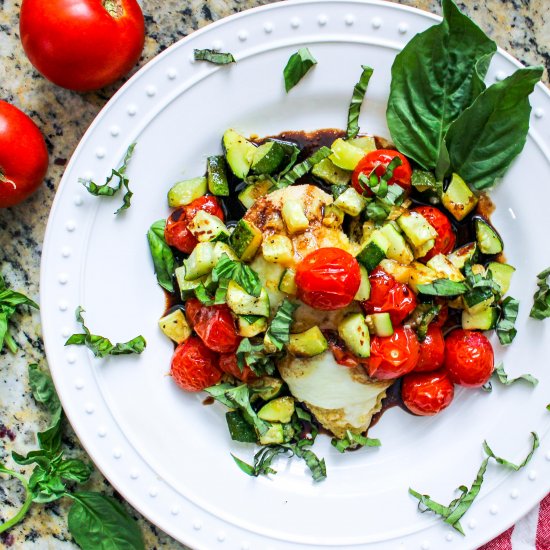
[362,267,417,325]
[351,149,412,195]
[184,298,202,327]
[20,0,144,91]
[328,340,368,368]
[414,326,445,372]
[0,101,48,208]
[165,196,224,254]
[412,206,456,261]
[401,370,455,416]
[171,336,221,392]
[219,354,258,383]
[368,326,420,380]
[193,304,241,354]
[444,329,494,387]
[432,305,449,328]
[295,248,361,310]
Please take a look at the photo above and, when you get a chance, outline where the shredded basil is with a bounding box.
[283,47,317,92]
[266,299,298,351]
[235,338,277,376]
[147,219,175,293]
[493,362,538,387]
[331,184,349,200]
[496,296,519,345]
[417,279,469,297]
[211,254,262,297]
[408,303,441,341]
[193,48,235,64]
[346,65,374,139]
[277,146,332,188]
[411,169,441,193]
[530,267,550,320]
[483,433,539,470]
[331,430,381,453]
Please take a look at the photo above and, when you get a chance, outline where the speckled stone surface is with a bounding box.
[0,0,548,548]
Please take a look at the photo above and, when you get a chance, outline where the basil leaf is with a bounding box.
[408,303,441,341]
[204,382,236,408]
[387,0,496,176]
[225,410,257,443]
[493,362,538,387]
[193,48,235,64]
[194,283,214,306]
[346,65,374,139]
[293,445,327,481]
[231,453,256,476]
[65,307,146,358]
[417,279,468,296]
[0,461,33,532]
[331,430,381,453]
[275,142,301,178]
[496,297,519,345]
[56,459,93,483]
[278,146,332,188]
[530,267,550,320]
[211,254,262,297]
[147,219,175,293]
[283,47,317,92]
[266,299,298,351]
[235,338,277,377]
[411,169,441,192]
[331,184,349,200]
[482,432,539,471]
[68,491,144,550]
[218,384,269,436]
[446,66,543,190]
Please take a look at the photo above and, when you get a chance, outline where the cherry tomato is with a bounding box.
[432,305,449,328]
[414,325,445,373]
[0,101,48,208]
[328,340,368,368]
[165,196,224,254]
[20,0,144,91]
[351,149,412,195]
[368,326,420,380]
[362,267,417,325]
[184,298,202,327]
[219,354,258,383]
[444,329,494,387]
[171,336,221,392]
[193,304,241,353]
[295,248,361,310]
[412,206,456,261]
[401,370,455,416]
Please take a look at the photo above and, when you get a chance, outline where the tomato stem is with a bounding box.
[102,0,123,18]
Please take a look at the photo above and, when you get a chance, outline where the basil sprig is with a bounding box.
[80,143,137,214]
[283,47,317,92]
[193,48,235,64]
[278,146,332,188]
[346,65,374,139]
[530,267,550,320]
[147,219,175,293]
[331,430,381,453]
[65,307,146,358]
[265,299,298,351]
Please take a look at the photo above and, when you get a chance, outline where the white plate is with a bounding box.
[40,1,550,548]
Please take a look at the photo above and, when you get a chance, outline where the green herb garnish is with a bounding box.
[265,299,298,351]
[283,47,317,92]
[346,65,374,139]
[493,362,538,387]
[331,430,381,453]
[211,254,262,297]
[193,48,235,64]
[496,296,519,345]
[530,267,550,320]
[278,146,332,188]
[147,219,175,293]
[417,279,469,297]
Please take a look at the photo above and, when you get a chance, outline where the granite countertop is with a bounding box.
[0,0,548,548]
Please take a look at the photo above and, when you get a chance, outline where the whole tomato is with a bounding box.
[193,303,241,353]
[412,206,456,261]
[171,336,222,392]
[295,248,361,310]
[414,325,445,372]
[401,370,455,416]
[352,149,412,195]
[20,0,145,91]
[444,329,494,387]
[362,267,417,325]
[165,196,224,254]
[184,298,203,327]
[219,354,258,383]
[0,101,48,208]
[368,326,420,380]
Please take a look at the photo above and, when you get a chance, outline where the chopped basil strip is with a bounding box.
[365,201,388,222]
[346,65,374,139]
[235,338,277,376]
[226,410,257,443]
[212,254,262,297]
[193,48,235,64]
[411,169,441,193]
[283,47,317,92]
[530,267,550,320]
[331,430,381,453]
[278,146,332,188]
[496,297,519,345]
[275,142,301,178]
[65,307,146,358]
[408,303,441,341]
[194,283,214,306]
[266,299,298,351]
[493,362,538,387]
[331,184,349,200]
[417,279,468,296]
[483,432,539,471]
[147,219,175,293]
[80,143,136,214]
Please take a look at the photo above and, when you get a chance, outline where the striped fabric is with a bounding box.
[480,494,550,549]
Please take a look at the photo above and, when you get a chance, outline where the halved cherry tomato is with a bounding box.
[171,336,221,392]
[351,149,412,196]
[401,370,455,416]
[193,303,241,353]
[219,354,258,383]
[165,196,224,254]
[184,298,203,327]
[368,326,420,380]
[444,329,494,387]
[328,339,368,368]
[295,248,361,310]
[362,267,417,325]
[414,325,445,372]
[412,206,456,261]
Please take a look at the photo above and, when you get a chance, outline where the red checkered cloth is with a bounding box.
[479,494,550,549]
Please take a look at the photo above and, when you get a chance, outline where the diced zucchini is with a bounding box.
[251,141,285,175]
[249,376,284,401]
[206,155,229,196]
[426,254,465,282]
[408,262,440,293]
[175,265,205,298]
[229,219,262,261]
[347,135,376,153]
[213,241,239,262]
[158,308,191,344]
[378,224,414,265]
[262,235,294,266]
[263,332,278,354]
[354,265,371,301]
[463,290,494,314]
[184,242,217,280]
[278,268,297,295]
[338,313,370,358]
[188,211,229,243]
[282,199,309,234]
[369,312,394,337]
[167,176,207,207]
[397,211,438,247]
[379,259,413,285]
[322,204,345,228]
[474,217,503,255]
[237,315,268,337]
[311,158,352,186]
[487,262,515,295]
[329,138,365,170]
[448,243,477,270]
[442,173,478,221]
[258,396,295,423]
[333,187,367,216]
[226,280,270,317]
[222,129,256,179]
[357,231,390,272]
[462,307,498,330]
[412,239,435,259]
[259,423,285,445]
[288,326,328,357]
[238,180,273,209]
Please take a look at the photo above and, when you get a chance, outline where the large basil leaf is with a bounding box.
[445,66,543,190]
[386,0,496,176]
[147,219,175,293]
